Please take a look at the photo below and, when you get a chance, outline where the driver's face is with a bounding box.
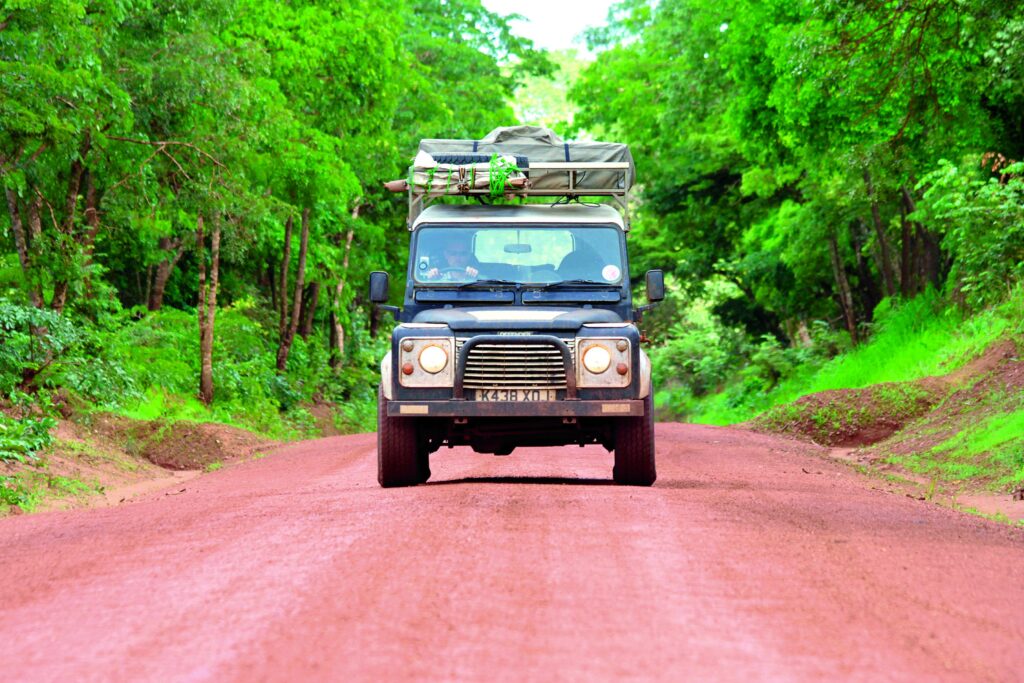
[444,242,471,265]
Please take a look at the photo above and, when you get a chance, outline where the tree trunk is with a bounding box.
[276,208,309,372]
[299,282,319,339]
[330,205,359,367]
[25,194,50,311]
[50,282,69,314]
[51,136,91,313]
[206,218,221,400]
[369,297,379,339]
[850,219,881,320]
[197,215,221,405]
[901,185,941,290]
[5,189,42,308]
[278,215,293,338]
[863,170,898,297]
[197,216,208,402]
[61,135,90,234]
[329,282,346,367]
[899,197,916,297]
[149,260,172,311]
[268,258,277,313]
[795,319,813,347]
[920,227,942,289]
[197,215,220,406]
[81,171,102,297]
[828,229,858,345]
[82,171,101,252]
[148,236,187,311]
[329,309,343,368]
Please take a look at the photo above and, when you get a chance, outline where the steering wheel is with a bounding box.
[438,267,475,279]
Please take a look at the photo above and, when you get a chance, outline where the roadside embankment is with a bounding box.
[750,339,1024,522]
[1,413,272,515]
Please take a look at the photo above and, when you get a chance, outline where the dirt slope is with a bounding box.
[750,340,1024,509]
[1,426,1022,681]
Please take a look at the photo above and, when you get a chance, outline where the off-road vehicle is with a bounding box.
[370,126,663,487]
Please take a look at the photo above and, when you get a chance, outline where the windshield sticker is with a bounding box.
[602,265,621,282]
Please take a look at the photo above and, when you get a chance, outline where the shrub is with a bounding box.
[0,413,56,463]
[916,160,1024,309]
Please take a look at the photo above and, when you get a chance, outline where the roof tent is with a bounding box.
[386,126,636,228]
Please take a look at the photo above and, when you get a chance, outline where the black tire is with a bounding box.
[613,394,657,486]
[416,445,431,484]
[377,385,421,488]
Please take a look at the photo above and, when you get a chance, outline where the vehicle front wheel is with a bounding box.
[378,385,422,487]
[613,394,657,486]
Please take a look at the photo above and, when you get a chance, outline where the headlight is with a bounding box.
[582,345,612,374]
[577,337,632,388]
[398,336,454,387]
[418,345,448,374]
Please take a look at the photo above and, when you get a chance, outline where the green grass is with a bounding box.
[958,507,1024,528]
[117,387,210,422]
[686,288,1021,425]
[107,387,310,441]
[1,469,100,513]
[333,397,378,434]
[889,403,1024,489]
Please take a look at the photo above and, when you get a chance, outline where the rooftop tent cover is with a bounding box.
[418,126,635,192]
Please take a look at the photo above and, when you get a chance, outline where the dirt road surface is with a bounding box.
[2,424,1023,682]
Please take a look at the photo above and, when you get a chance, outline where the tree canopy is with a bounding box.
[2,0,1021,426]
[0,0,549,416]
[572,0,1024,409]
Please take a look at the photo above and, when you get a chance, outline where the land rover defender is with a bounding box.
[370,127,662,487]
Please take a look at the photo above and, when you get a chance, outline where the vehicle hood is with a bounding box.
[410,307,623,331]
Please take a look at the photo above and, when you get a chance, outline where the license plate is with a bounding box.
[473,388,558,402]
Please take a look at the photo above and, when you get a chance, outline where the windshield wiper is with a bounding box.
[456,278,519,290]
[539,279,617,290]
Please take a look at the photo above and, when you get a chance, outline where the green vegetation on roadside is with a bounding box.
[660,287,1023,425]
[1,1,550,500]
[3,0,1024,511]
[1,467,102,514]
[889,403,1024,490]
[651,285,1024,493]
[572,1,1024,498]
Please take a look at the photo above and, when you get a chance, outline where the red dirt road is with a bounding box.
[2,424,1023,682]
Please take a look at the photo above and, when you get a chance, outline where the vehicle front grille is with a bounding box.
[456,339,572,389]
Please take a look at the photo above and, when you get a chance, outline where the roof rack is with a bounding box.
[405,161,632,229]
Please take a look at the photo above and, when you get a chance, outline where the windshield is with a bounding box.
[411,225,625,285]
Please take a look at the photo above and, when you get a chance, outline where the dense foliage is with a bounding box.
[1,0,550,457]
[3,0,1023,475]
[572,0,1024,417]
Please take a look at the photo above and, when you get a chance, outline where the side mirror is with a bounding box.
[645,270,665,303]
[369,271,390,303]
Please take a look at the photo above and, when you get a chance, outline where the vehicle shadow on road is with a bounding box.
[425,476,615,487]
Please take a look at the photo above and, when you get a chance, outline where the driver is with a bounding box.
[424,235,479,281]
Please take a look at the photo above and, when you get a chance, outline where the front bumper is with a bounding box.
[387,399,644,417]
